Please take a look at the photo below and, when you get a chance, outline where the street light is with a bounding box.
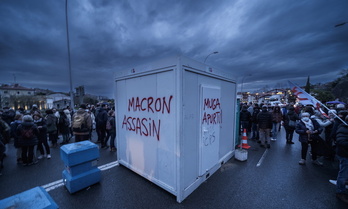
[240,74,252,102]
[204,51,219,63]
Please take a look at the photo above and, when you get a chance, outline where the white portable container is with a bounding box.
[114,56,237,203]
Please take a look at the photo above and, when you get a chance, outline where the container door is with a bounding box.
[200,85,221,175]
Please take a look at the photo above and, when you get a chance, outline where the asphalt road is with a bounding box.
[0,128,347,209]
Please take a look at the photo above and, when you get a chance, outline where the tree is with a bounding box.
[312,89,334,103]
[83,96,99,105]
[305,76,311,93]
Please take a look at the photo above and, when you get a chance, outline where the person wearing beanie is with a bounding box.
[335,115,348,204]
[16,115,39,166]
[295,112,323,165]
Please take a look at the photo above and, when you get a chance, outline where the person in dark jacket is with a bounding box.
[271,105,283,141]
[335,115,348,204]
[295,112,323,166]
[283,106,300,144]
[257,105,273,148]
[96,103,108,148]
[1,107,15,126]
[16,115,39,166]
[58,110,70,145]
[33,113,51,159]
[251,104,260,140]
[45,109,58,148]
[0,117,10,174]
[10,114,23,163]
[105,110,116,152]
[330,110,348,144]
[240,105,252,135]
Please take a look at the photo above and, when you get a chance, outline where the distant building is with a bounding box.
[0,84,35,108]
[47,93,71,109]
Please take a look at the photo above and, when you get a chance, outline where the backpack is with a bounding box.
[72,113,87,132]
[21,128,34,140]
[106,117,112,130]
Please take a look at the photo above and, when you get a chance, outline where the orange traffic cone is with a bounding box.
[238,129,251,149]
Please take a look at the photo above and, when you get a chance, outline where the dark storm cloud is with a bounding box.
[0,0,347,97]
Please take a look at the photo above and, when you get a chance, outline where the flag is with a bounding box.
[288,80,328,118]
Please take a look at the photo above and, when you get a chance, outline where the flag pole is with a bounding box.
[288,80,348,126]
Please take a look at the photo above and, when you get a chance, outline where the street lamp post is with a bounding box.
[204,51,219,63]
[65,0,74,110]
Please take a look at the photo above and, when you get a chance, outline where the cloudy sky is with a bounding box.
[1,0,347,98]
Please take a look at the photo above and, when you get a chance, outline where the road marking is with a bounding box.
[256,149,268,167]
[41,161,119,192]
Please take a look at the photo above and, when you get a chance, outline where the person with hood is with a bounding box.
[72,104,92,142]
[257,105,273,148]
[295,112,323,166]
[33,113,51,159]
[16,115,39,166]
[335,115,348,204]
[283,106,300,144]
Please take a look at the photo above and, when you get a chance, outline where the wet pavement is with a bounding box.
[0,128,347,208]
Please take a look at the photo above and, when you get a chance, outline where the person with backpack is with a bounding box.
[104,110,116,152]
[72,104,92,142]
[16,115,39,166]
[96,103,108,148]
[45,109,58,148]
[58,110,70,145]
[33,113,51,159]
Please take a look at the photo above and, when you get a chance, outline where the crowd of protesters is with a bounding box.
[0,103,116,171]
[240,101,348,204]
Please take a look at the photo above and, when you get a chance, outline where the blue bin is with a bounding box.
[60,141,99,167]
[62,168,101,193]
[0,186,58,209]
[65,160,98,176]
